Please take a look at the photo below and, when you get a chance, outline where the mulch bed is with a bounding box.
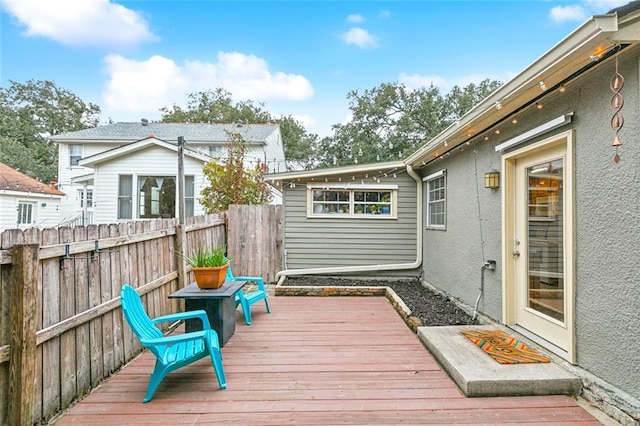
[283,276,475,326]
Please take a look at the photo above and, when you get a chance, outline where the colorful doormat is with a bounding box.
[461,329,550,364]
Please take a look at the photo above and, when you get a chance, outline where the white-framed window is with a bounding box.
[424,170,446,229]
[78,189,93,208]
[69,144,83,166]
[17,201,35,225]
[307,184,397,218]
[185,175,195,216]
[118,175,133,219]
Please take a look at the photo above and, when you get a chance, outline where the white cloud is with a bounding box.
[346,14,364,23]
[291,113,315,129]
[102,52,314,118]
[548,1,629,24]
[0,0,157,49]
[342,27,377,49]
[549,5,587,23]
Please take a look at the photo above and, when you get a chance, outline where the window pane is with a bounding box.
[138,176,176,219]
[313,189,393,216]
[185,175,195,216]
[17,202,34,224]
[427,175,446,227]
[70,144,83,166]
[79,190,93,208]
[118,175,132,219]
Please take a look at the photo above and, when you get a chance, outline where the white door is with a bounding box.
[505,133,574,362]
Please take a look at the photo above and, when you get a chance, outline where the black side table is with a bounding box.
[169,281,246,346]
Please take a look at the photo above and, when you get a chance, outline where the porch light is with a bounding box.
[484,171,500,189]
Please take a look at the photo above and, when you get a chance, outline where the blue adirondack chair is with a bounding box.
[226,261,271,325]
[120,284,227,402]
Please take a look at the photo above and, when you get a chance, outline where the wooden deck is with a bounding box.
[52,296,601,425]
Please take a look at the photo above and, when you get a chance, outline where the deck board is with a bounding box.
[53,296,601,425]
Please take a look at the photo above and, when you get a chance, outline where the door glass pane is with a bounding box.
[527,159,564,321]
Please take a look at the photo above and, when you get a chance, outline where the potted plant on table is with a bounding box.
[180,245,229,289]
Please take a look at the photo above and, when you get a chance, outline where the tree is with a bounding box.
[0,79,101,182]
[200,132,272,213]
[160,88,317,168]
[314,79,502,167]
[277,115,318,169]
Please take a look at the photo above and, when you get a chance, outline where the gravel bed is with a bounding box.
[283,275,475,326]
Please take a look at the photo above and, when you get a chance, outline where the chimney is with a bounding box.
[141,118,149,126]
[50,180,57,188]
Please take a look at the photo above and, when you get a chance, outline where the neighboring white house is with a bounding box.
[50,121,285,224]
[0,162,65,231]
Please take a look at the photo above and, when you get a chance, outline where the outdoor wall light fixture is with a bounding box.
[484,171,500,189]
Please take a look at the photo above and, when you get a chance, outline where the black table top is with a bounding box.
[168,281,246,299]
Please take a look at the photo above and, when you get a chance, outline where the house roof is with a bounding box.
[265,161,406,182]
[51,122,279,144]
[405,3,640,168]
[78,136,211,168]
[0,162,65,196]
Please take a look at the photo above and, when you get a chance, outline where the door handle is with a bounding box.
[513,250,521,257]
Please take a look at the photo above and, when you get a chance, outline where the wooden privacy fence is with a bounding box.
[0,205,281,425]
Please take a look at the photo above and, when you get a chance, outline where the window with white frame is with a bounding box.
[425,170,446,229]
[17,201,35,225]
[185,175,195,216]
[308,184,396,217]
[69,144,83,166]
[78,189,93,208]
[118,175,133,219]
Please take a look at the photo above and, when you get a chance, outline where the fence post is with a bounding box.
[175,224,187,288]
[8,243,39,426]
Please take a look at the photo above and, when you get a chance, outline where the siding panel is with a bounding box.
[282,172,418,277]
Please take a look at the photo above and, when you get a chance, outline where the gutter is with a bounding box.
[275,165,423,285]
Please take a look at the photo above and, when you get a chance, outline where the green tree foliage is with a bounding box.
[160,88,317,167]
[0,80,101,182]
[314,79,502,167]
[200,132,272,213]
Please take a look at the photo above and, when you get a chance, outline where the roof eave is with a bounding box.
[78,138,209,167]
[405,11,634,167]
[265,161,406,182]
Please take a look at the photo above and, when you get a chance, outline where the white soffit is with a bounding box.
[495,113,574,152]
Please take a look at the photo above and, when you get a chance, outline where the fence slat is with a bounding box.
[58,226,77,409]
[8,244,39,426]
[41,228,61,420]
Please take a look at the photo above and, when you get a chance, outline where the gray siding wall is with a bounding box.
[421,46,640,400]
[282,171,419,277]
[421,141,503,316]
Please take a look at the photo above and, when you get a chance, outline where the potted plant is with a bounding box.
[180,246,229,289]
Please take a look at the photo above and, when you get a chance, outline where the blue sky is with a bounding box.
[0,0,628,137]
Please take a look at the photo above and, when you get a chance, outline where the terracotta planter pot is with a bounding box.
[192,264,229,289]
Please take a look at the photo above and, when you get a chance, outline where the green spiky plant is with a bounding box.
[179,246,228,268]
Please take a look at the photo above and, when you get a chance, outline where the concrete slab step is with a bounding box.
[417,325,582,397]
